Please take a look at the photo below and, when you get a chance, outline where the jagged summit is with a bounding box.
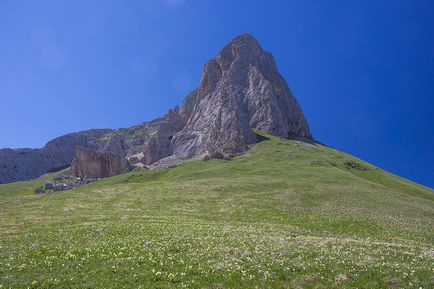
[0,34,312,183]
[214,33,266,70]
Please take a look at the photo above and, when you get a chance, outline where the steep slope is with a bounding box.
[0,133,432,288]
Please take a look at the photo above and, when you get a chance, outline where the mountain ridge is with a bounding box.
[0,33,311,184]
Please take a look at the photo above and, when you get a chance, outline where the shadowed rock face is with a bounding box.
[134,105,190,165]
[171,34,311,158]
[100,97,195,166]
[0,33,312,183]
[71,147,132,178]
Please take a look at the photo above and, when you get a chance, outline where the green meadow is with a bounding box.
[1,132,433,288]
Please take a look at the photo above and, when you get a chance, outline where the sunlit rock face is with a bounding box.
[171,34,311,158]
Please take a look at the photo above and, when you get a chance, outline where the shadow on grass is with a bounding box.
[255,132,270,143]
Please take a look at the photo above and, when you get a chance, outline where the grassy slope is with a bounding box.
[0,132,433,288]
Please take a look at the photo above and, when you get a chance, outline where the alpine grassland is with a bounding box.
[1,132,433,288]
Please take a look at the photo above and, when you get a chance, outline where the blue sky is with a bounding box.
[0,0,433,188]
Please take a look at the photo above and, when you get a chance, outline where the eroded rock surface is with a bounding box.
[71,147,132,178]
[172,34,311,158]
[144,155,181,170]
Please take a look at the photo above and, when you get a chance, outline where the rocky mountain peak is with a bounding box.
[0,33,312,183]
[214,33,264,69]
[172,33,311,158]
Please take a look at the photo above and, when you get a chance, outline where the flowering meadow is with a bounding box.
[1,133,433,288]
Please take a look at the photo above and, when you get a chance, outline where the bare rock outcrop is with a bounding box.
[70,147,132,178]
[171,33,311,158]
[100,92,197,167]
[0,129,112,184]
[140,105,190,164]
[0,33,312,183]
[144,155,181,170]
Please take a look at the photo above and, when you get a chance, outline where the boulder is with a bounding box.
[44,181,55,190]
[203,152,225,161]
[52,183,65,192]
[145,155,181,170]
[34,186,45,194]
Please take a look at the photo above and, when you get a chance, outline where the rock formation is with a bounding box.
[172,34,311,158]
[0,33,312,183]
[96,93,196,167]
[0,129,112,183]
[70,147,132,178]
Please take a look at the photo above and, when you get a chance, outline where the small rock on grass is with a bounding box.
[44,181,55,190]
[384,278,400,286]
[335,273,353,281]
[34,186,45,194]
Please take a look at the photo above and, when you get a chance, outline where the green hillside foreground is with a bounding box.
[0,132,433,288]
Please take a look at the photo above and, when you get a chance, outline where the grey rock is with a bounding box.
[101,134,127,157]
[71,147,132,178]
[343,160,369,171]
[44,181,55,190]
[145,155,181,170]
[172,33,311,158]
[53,174,73,181]
[127,152,144,165]
[34,186,45,194]
[82,177,97,184]
[52,183,69,192]
[0,129,112,184]
[35,177,97,194]
[1,34,312,184]
[140,106,189,164]
[102,101,195,166]
[203,152,225,161]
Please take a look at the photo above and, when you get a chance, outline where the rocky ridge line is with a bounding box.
[0,34,312,184]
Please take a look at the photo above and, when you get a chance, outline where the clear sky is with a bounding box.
[0,0,433,188]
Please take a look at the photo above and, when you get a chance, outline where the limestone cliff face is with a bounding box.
[171,34,311,158]
[70,147,132,178]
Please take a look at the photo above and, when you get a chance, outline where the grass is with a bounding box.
[0,132,433,288]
